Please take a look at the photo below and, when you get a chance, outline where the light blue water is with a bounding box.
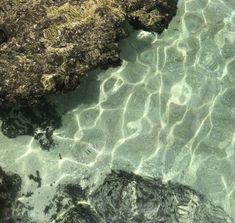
[0,0,235,221]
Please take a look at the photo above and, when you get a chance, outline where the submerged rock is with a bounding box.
[0,167,22,223]
[0,0,177,105]
[52,171,233,223]
[55,204,101,223]
[0,100,62,150]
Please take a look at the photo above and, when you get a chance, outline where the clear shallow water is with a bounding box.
[1,0,235,221]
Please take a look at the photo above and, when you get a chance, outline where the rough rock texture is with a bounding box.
[0,0,177,106]
[55,204,101,223]
[51,171,233,223]
[0,167,22,223]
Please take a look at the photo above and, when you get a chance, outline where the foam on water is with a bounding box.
[0,0,235,221]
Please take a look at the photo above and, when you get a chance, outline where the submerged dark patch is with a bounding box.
[0,100,62,150]
[28,170,42,188]
[0,167,21,223]
[0,28,7,45]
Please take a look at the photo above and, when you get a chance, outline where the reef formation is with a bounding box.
[51,171,233,223]
[0,0,177,106]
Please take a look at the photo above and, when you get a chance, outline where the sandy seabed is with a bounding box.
[0,0,235,222]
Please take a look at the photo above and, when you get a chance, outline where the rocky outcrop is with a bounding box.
[0,0,177,106]
[52,171,233,223]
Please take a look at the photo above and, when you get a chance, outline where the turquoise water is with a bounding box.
[1,0,235,221]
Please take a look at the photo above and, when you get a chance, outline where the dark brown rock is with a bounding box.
[0,0,177,105]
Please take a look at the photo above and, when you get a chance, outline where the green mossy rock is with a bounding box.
[0,0,177,105]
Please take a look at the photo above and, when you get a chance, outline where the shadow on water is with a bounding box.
[0,27,155,150]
